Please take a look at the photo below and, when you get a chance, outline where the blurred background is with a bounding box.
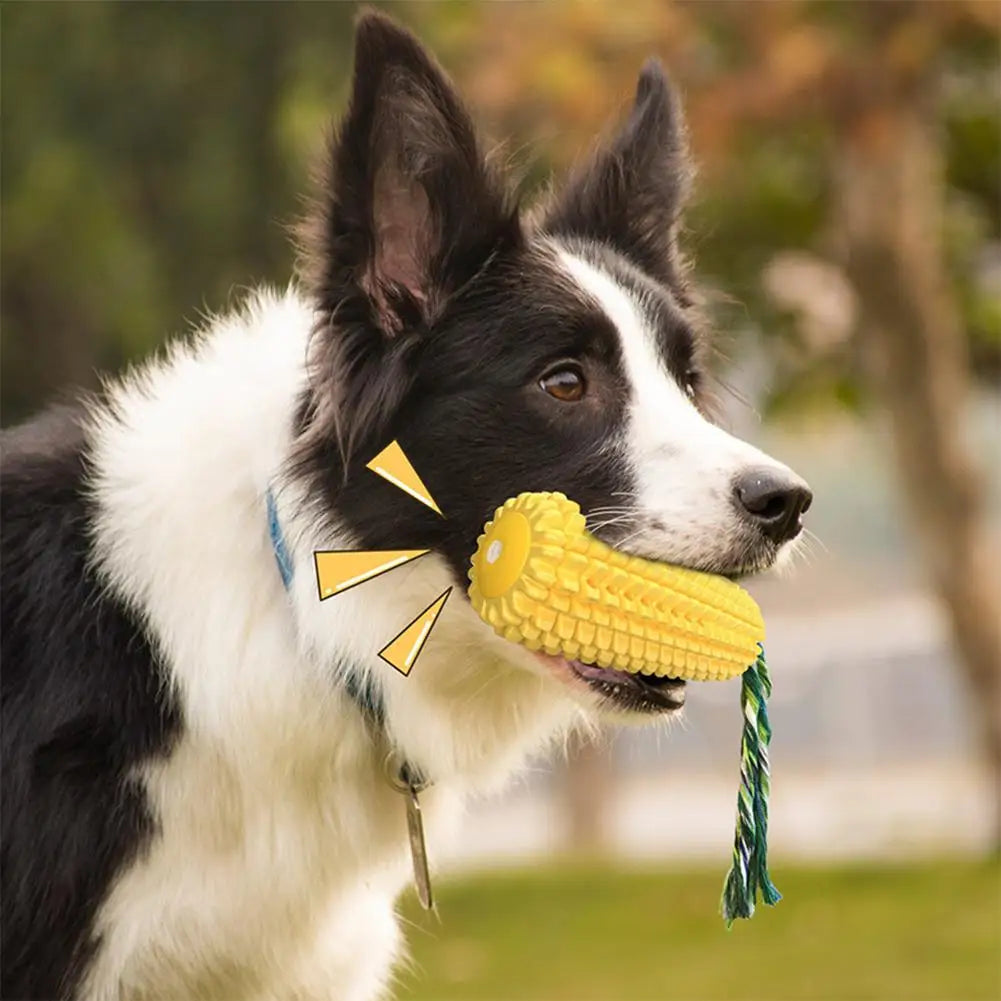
[2,2,999,999]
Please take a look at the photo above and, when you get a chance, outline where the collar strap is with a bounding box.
[265,488,426,786]
[266,489,294,591]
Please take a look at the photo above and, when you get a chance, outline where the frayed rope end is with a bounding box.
[720,645,781,927]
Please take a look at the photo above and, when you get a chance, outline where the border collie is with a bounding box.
[1,11,811,1001]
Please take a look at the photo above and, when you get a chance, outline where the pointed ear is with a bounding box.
[541,61,693,293]
[305,11,520,336]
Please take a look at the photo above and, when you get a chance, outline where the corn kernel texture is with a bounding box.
[468,492,765,682]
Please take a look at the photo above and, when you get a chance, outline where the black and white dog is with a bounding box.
[1,12,811,1001]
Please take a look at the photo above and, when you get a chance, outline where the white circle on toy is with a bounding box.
[486,540,503,564]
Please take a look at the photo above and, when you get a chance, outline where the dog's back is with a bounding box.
[1,290,418,1001]
[1,408,181,999]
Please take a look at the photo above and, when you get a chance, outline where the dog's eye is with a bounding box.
[683,370,698,400]
[540,364,586,402]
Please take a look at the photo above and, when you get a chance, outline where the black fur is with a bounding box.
[1,408,182,1000]
[292,12,697,591]
[299,10,523,467]
[542,60,694,303]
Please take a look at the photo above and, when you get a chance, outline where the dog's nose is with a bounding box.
[733,467,812,543]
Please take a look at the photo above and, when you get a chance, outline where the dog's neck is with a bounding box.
[90,286,589,802]
[269,288,593,792]
[273,468,590,794]
[266,485,434,793]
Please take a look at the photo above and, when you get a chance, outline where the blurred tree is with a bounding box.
[559,730,614,853]
[829,1,1001,844]
[423,0,999,395]
[0,1,360,423]
[420,0,1001,842]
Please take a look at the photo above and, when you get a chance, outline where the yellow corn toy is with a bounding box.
[468,491,764,683]
[468,490,781,924]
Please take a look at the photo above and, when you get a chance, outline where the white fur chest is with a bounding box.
[81,288,584,1000]
[83,711,463,1001]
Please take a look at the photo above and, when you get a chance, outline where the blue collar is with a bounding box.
[266,489,294,591]
[266,488,388,733]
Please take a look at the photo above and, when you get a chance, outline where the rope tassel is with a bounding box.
[721,645,781,925]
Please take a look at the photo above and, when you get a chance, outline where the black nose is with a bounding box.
[733,467,812,543]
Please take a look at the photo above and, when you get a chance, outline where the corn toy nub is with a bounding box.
[468,491,781,923]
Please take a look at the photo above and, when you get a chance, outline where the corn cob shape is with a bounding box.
[468,491,765,682]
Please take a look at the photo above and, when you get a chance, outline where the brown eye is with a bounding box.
[540,364,586,402]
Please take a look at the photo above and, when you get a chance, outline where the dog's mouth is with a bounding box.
[525,549,770,714]
[526,541,757,714]
[534,652,686,715]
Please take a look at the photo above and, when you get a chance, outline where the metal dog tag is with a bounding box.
[386,754,434,911]
[403,781,434,911]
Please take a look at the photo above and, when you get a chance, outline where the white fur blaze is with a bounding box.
[556,249,800,569]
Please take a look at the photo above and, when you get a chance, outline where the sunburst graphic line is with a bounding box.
[378,588,452,676]
[313,441,447,676]
[366,440,443,516]
[314,549,429,599]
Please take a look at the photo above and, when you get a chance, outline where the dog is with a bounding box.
[1,11,811,1001]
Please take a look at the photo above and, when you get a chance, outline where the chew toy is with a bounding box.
[468,491,780,923]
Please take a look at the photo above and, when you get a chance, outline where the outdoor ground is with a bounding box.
[397,858,1000,1001]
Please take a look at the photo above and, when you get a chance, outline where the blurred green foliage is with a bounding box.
[2,1,998,425]
[398,859,1001,1001]
[2,1,365,421]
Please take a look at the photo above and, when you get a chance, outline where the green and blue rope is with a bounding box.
[720,644,781,925]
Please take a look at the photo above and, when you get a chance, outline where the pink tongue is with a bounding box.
[571,660,621,681]
[533,650,685,690]
[568,659,685,688]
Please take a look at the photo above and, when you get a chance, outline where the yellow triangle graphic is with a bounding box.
[366,440,443,516]
[314,549,429,599]
[379,588,451,676]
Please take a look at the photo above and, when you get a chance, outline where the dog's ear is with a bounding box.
[306,10,520,336]
[541,61,692,294]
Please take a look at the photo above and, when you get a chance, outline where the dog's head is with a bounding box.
[295,12,810,720]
